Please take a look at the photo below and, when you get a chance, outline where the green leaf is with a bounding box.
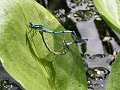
[0,0,87,90]
[94,0,120,33]
[106,54,120,90]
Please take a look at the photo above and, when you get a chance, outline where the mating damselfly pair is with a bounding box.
[29,0,120,90]
[29,21,118,90]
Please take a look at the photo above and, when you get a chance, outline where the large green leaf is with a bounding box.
[94,0,120,33]
[0,0,87,90]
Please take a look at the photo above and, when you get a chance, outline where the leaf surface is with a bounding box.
[94,0,120,33]
[0,0,87,90]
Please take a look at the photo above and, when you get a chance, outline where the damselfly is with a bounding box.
[28,22,86,55]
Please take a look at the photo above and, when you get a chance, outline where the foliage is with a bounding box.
[0,0,86,90]
[94,0,120,33]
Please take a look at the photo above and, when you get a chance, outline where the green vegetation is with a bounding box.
[0,0,86,90]
[107,54,120,90]
[1,0,120,90]
[94,0,120,33]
